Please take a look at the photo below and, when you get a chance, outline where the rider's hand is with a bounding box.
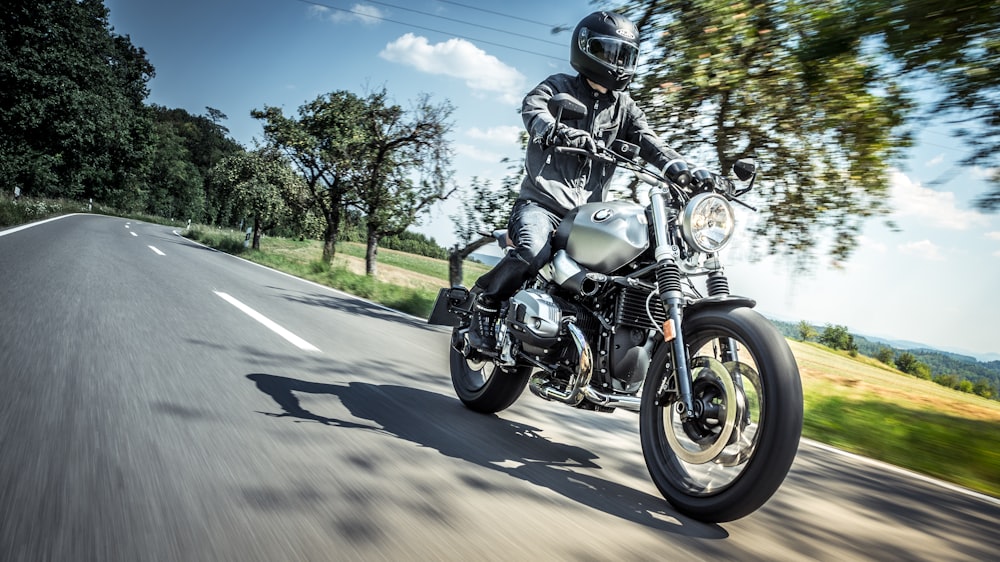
[546,124,596,152]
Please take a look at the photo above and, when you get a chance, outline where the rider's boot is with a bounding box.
[467,296,500,352]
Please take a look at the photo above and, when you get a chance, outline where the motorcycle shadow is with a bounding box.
[247,373,728,539]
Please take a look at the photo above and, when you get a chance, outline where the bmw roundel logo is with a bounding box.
[593,208,613,222]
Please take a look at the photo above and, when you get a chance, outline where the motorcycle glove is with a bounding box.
[545,124,597,152]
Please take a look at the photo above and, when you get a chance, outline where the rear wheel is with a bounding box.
[450,328,530,413]
[640,306,802,522]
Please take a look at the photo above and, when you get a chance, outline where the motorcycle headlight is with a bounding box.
[681,193,735,253]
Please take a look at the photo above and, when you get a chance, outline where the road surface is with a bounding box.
[1,214,997,561]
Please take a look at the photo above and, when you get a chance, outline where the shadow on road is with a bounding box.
[272,287,443,331]
[246,373,728,540]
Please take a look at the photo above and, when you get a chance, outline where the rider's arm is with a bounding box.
[522,79,560,145]
[622,97,685,169]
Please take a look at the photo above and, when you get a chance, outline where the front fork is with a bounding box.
[649,187,697,418]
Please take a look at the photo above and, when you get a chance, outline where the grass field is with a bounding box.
[191,227,1000,498]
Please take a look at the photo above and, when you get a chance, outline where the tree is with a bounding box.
[875,346,895,367]
[252,91,369,263]
[819,324,856,352]
[210,148,302,250]
[796,321,818,342]
[146,121,204,220]
[798,1,1000,210]
[895,351,919,375]
[351,90,457,277]
[447,177,518,286]
[619,0,912,265]
[149,105,243,224]
[0,0,155,206]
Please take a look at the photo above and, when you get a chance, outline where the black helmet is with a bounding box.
[570,11,640,91]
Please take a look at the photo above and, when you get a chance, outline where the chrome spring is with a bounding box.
[706,272,730,296]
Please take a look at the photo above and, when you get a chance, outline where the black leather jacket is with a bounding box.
[518,73,683,215]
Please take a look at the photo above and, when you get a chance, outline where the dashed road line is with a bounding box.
[213,291,320,352]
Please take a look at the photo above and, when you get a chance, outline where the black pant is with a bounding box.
[474,200,562,307]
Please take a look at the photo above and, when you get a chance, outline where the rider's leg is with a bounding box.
[468,201,560,351]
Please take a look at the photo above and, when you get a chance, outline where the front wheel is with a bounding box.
[640,306,803,522]
[450,329,531,413]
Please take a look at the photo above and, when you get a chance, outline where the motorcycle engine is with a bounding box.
[505,289,569,356]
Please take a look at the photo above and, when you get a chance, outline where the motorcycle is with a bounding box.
[429,93,803,523]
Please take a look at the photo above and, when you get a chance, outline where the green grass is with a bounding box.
[805,396,1000,496]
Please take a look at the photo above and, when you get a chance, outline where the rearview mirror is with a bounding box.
[733,158,756,181]
[547,93,588,123]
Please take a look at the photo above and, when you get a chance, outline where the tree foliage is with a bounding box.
[0,0,156,207]
[796,320,818,342]
[618,0,912,266]
[210,148,304,250]
[252,91,370,263]
[818,324,858,353]
[149,106,243,223]
[800,1,1000,210]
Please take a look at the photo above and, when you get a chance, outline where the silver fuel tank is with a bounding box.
[553,200,650,274]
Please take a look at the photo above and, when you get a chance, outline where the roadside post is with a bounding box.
[13,186,21,204]
[244,227,252,248]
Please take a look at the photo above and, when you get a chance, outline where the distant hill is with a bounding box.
[768,318,1000,400]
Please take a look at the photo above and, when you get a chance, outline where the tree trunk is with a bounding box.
[321,204,341,264]
[252,215,262,250]
[448,235,493,287]
[365,230,379,277]
[448,250,463,287]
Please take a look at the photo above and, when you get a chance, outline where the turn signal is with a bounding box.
[662,318,676,342]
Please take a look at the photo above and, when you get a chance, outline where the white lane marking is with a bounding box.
[125,224,130,229]
[214,291,320,352]
[148,245,165,256]
[130,232,138,237]
[0,214,81,238]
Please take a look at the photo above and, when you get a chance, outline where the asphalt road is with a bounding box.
[1,214,997,561]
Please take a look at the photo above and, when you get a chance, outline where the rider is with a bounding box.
[468,10,692,351]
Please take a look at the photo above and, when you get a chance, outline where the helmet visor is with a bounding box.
[582,35,638,73]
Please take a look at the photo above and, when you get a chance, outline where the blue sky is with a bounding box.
[104,0,999,359]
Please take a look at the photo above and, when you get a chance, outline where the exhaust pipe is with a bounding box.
[582,387,641,412]
[528,322,592,406]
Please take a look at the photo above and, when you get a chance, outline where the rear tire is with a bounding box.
[450,329,530,413]
[640,306,802,522]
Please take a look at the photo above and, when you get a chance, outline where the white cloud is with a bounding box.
[466,126,522,144]
[971,166,998,181]
[889,169,989,230]
[927,154,945,167]
[987,231,1000,241]
[857,235,887,254]
[898,239,944,261]
[455,143,504,163]
[379,34,526,102]
[309,4,383,25]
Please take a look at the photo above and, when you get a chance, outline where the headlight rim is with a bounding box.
[681,192,736,253]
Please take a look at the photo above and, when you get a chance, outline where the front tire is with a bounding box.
[450,328,530,413]
[640,306,803,522]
